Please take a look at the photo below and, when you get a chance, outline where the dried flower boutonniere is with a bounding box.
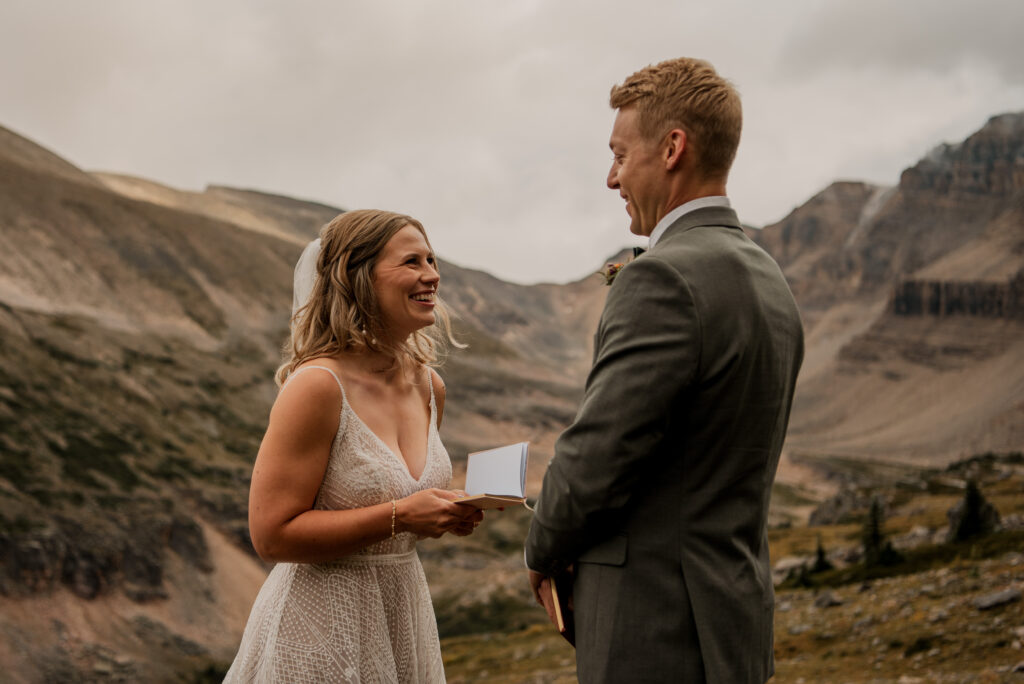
[597,262,624,286]
[597,248,646,286]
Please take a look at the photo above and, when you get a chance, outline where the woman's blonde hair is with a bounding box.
[276,209,458,386]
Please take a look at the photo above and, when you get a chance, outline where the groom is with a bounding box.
[525,57,804,683]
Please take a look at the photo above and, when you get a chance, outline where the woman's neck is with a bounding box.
[341,348,410,383]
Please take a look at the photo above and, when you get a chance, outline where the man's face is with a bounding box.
[607,107,666,237]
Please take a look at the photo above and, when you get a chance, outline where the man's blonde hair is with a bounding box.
[610,57,742,181]
[276,209,457,386]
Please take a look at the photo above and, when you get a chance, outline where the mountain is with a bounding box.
[1,112,1022,680]
[0,126,312,680]
[93,173,340,246]
[0,123,602,680]
[753,112,1024,469]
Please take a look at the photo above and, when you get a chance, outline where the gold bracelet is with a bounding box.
[390,500,397,538]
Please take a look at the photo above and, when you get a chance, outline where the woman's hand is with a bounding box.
[448,489,484,536]
[396,489,483,538]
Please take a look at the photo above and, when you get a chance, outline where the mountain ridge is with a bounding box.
[754,111,1024,467]
[1,112,1022,680]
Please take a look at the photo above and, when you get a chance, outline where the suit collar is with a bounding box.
[649,197,732,248]
[654,206,742,246]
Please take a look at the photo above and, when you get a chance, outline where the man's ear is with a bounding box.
[664,129,686,170]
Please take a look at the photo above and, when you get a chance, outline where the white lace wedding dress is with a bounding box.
[224,365,451,683]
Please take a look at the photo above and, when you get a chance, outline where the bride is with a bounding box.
[225,209,482,683]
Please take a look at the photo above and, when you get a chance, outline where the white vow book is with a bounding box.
[455,442,529,510]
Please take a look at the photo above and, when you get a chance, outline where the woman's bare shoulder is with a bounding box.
[276,360,345,413]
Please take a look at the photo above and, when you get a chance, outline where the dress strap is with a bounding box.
[425,366,439,424]
[284,364,346,400]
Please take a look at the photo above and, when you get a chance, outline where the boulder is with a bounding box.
[814,590,843,608]
[973,588,1021,611]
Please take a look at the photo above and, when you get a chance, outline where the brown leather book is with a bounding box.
[452,494,525,510]
[550,571,575,646]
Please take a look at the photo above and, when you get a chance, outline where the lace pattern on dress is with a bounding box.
[224,364,451,683]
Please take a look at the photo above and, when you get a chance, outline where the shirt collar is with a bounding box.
[649,196,731,249]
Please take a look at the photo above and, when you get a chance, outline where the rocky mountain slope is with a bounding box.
[0,111,1021,681]
[753,112,1024,469]
[0,123,598,680]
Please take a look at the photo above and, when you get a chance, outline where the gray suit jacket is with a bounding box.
[525,207,803,684]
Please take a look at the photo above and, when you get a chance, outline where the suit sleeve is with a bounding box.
[525,255,700,575]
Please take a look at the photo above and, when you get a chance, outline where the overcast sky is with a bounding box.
[2,1,1022,284]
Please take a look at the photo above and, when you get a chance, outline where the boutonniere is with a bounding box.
[597,262,624,286]
[596,248,646,286]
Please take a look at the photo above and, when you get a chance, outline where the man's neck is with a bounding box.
[661,179,728,220]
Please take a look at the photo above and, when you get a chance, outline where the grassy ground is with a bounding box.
[773,554,1024,683]
[437,455,1024,683]
[442,550,1024,683]
[443,625,577,684]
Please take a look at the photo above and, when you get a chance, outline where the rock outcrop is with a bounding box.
[891,271,1024,319]
[900,112,1024,199]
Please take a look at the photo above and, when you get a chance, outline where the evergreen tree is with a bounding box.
[812,534,833,573]
[954,480,985,541]
[950,479,1001,542]
[862,497,903,567]
[862,498,884,567]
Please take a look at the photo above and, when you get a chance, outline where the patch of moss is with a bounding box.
[191,662,231,683]
[435,591,541,639]
[0,452,38,489]
[780,530,1024,590]
[0,513,46,534]
[52,433,140,492]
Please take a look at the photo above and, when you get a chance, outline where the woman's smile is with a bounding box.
[374,225,442,338]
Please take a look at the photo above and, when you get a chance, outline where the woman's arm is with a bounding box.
[248,369,478,564]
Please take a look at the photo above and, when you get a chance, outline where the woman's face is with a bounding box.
[373,224,440,340]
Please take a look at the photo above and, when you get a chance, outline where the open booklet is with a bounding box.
[454,442,529,510]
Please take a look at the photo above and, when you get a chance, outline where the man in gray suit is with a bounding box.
[525,57,804,683]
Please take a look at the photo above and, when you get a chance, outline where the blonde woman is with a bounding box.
[225,210,481,683]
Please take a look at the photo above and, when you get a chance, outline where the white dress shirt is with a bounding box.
[649,196,731,249]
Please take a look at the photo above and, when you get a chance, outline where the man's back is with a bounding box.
[528,208,803,683]
[525,56,804,684]
[623,209,803,681]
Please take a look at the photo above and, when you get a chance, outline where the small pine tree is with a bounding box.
[812,534,833,573]
[953,480,986,541]
[878,540,903,566]
[861,498,904,567]
[862,498,885,567]
[792,563,814,588]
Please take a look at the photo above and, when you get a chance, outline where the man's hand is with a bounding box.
[528,569,558,627]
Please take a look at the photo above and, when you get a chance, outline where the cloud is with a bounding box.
[781,0,1024,85]
[2,0,1023,283]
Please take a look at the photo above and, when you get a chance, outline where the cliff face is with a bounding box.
[756,112,1024,310]
[751,181,890,310]
[855,112,1024,291]
[755,112,1024,466]
[891,273,1024,320]
[900,113,1024,200]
